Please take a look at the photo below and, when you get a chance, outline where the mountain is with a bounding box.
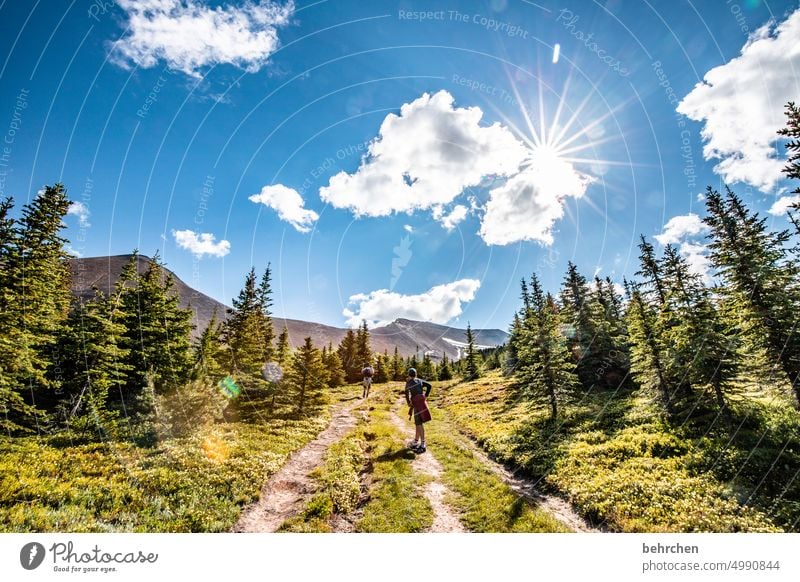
[68,255,508,359]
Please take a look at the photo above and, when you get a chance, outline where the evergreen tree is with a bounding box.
[257,265,275,363]
[192,308,224,380]
[391,346,404,381]
[355,320,373,371]
[275,326,291,367]
[288,337,326,414]
[374,352,389,383]
[59,291,131,435]
[438,351,453,381]
[463,322,481,380]
[119,253,193,396]
[778,102,800,241]
[504,312,522,376]
[222,268,267,386]
[516,283,578,419]
[324,341,345,388]
[419,352,437,380]
[703,187,800,405]
[337,329,359,383]
[9,185,73,419]
[626,280,674,412]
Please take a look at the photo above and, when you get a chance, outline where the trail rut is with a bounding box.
[389,399,465,533]
[233,401,359,533]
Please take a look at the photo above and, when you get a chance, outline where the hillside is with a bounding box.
[68,255,508,357]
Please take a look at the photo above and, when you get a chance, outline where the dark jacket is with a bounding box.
[405,378,431,406]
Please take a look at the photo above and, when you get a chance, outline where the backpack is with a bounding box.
[362,366,374,378]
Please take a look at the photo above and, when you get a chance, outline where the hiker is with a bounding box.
[405,368,432,453]
[361,363,374,398]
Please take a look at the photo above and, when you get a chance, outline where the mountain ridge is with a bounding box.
[68,254,508,359]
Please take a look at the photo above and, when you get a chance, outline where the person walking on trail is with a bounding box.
[405,368,432,453]
[361,363,374,399]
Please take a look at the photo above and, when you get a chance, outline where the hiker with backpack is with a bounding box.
[361,363,374,398]
[405,368,432,453]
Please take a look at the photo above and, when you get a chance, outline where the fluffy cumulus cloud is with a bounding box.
[480,151,592,245]
[67,201,90,228]
[769,194,800,215]
[113,0,294,77]
[320,90,592,245]
[320,90,527,220]
[173,229,231,257]
[343,278,481,328]
[434,204,468,231]
[249,184,319,233]
[677,9,800,192]
[654,213,712,282]
[653,213,707,245]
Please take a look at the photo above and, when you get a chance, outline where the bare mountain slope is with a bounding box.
[68,255,508,358]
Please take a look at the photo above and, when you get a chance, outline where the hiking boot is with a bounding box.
[415,444,426,453]
[407,441,420,449]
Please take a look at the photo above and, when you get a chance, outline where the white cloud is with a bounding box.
[403,224,414,233]
[343,278,481,328]
[67,201,90,228]
[113,0,294,77]
[435,204,468,231]
[249,184,319,233]
[677,9,800,192]
[654,213,708,245]
[173,229,231,257]
[479,150,593,245]
[679,242,713,282]
[769,194,800,215]
[320,90,527,219]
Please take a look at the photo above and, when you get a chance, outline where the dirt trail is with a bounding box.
[390,399,465,533]
[456,432,598,532]
[233,401,359,533]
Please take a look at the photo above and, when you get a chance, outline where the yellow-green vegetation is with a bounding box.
[0,394,332,532]
[424,414,570,532]
[437,370,799,532]
[356,384,434,533]
[279,421,367,533]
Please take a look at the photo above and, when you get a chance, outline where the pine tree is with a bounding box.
[257,265,275,363]
[324,342,345,388]
[192,308,224,380]
[463,322,481,380]
[9,185,73,419]
[275,326,291,368]
[337,328,359,382]
[516,281,579,419]
[504,312,522,375]
[419,352,436,381]
[374,352,389,383]
[438,351,453,381]
[59,291,131,435]
[222,268,267,386]
[779,102,800,242]
[355,320,373,371]
[119,253,193,396]
[288,337,326,414]
[703,187,800,405]
[391,346,404,381]
[626,280,674,412]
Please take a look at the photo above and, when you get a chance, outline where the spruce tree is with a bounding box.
[391,346,404,381]
[325,342,345,387]
[257,265,275,362]
[779,102,800,242]
[438,351,453,381]
[11,185,73,417]
[337,328,359,382]
[516,282,578,419]
[504,312,522,375]
[463,322,481,380]
[419,352,437,380]
[192,308,224,380]
[374,352,389,383]
[119,253,193,396]
[59,291,131,435]
[703,187,800,405]
[355,320,373,371]
[275,326,291,367]
[222,268,267,386]
[288,337,326,414]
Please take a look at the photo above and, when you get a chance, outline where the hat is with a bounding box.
[407,368,417,377]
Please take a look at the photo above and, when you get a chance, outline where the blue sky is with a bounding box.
[0,0,798,330]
